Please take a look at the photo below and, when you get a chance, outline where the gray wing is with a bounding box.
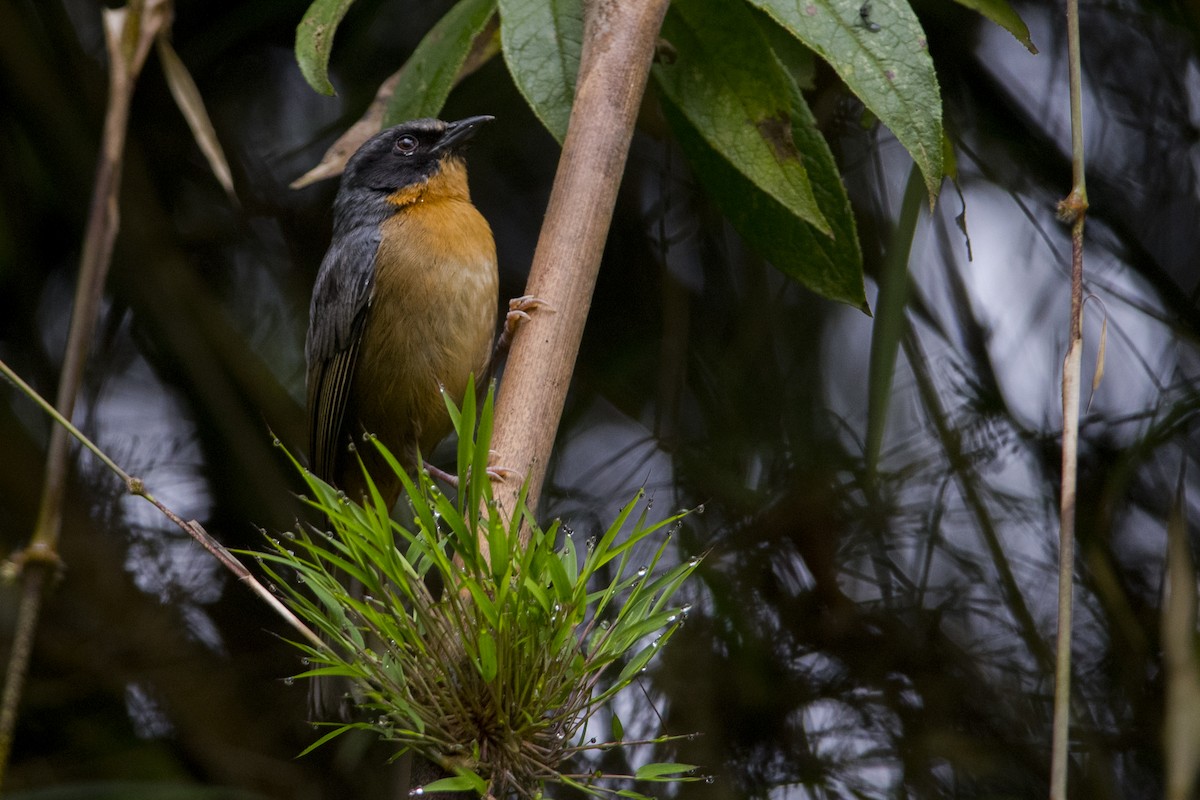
[305,226,381,483]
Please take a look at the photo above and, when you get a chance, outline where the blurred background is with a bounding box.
[3,0,1200,798]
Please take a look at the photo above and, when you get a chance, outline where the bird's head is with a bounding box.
[342,116,493,200]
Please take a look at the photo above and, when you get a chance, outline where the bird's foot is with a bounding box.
[496,295,554,356]
[424,462,459,487]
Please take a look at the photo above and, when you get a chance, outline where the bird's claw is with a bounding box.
[486,465,522,482]
[483,448,523,483]
[497,295,553,356]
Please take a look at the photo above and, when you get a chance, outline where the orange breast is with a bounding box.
[351,194,499,468]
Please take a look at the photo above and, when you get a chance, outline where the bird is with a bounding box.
[305,115,499,508]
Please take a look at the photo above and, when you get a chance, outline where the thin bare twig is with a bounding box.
[0,356,326,653]
[1051,0,1088,797]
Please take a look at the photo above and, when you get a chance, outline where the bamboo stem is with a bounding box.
[489,0,672,518]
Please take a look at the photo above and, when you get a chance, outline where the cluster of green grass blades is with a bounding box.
[252,379,705,799]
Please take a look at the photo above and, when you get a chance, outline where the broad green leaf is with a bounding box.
[384,0,498,125]
[498,0,582,143]
[748,0,943,201]
[295,0,357,96]
[611,711,624,740]
[755,7,817,91]
[661,97,867,309]
[655,0,830,235]
[635,762,700,780]
[952,0,1037,53]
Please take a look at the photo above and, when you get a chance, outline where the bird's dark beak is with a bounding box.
[433,115,495,153]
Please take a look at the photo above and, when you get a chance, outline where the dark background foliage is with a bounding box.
[3,0,1200,798]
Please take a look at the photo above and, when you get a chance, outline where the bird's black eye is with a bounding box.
[394,134,419,155]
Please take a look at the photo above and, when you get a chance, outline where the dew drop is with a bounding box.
[301,657,310,665]
[411,788,425,797]
[696,503,705,515]
[688,557,701,568]
[283,531,296,540]
[599,620,610,630]
[636,566,648,578]
[705,776,715,784]
[283,677,294,686]
[272,437,282,447]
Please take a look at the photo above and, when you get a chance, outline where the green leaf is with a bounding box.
[476,631,498,681]
[384,0,498,125]
[635,762,700,780]
[616,641,659,684]
[544,540,573,600]
[498,0,583,143]
[952,0,1037,53]
[295,0,357,96]
[747,0,943,201]
[297,722,368,756]
[611,711,624,740]
[662,97,866,309]
[655,0,830,235]
[522,574,552,613]
[420,775,481,794]
[452,766,489,795]
[865,165,924,472]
